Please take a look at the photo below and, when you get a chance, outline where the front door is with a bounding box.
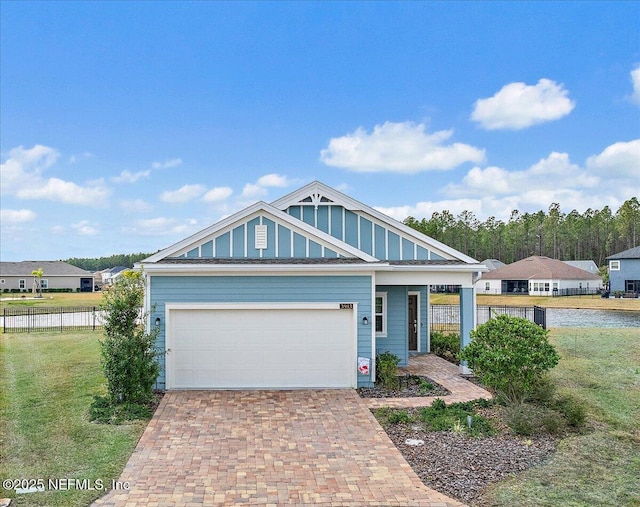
[408,294,418,351]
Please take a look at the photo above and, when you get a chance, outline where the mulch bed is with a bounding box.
[357,374,450,398]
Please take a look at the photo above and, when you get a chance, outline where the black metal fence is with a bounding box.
[430,304,546,333]
[2,307,103,333]
[552,288,600,297]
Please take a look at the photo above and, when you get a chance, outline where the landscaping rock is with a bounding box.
[357,375,451,398]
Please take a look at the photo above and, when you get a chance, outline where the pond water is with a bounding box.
[546,308,640,328]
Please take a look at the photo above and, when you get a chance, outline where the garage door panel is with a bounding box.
[167,307,356,389]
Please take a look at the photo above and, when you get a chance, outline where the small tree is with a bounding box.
[31,268,43,298]
[99,270,161,405]
[460,314,559,403]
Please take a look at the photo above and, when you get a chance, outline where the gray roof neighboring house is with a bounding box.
[481,256,602,281]
[480,259,506,271]
[606,246,640,260]
[0,260,93,276]
[563,260,599,274]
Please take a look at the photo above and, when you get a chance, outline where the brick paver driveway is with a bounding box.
[94,389,464,506]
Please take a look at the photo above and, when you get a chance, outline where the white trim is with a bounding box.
[375,292,387,337]
[370,273,377,382]
[408,290,420,353]
[425,285,431,353]
[609,260,620,271]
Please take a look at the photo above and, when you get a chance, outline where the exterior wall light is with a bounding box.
[155,317,161,327]
[362,316,369,325]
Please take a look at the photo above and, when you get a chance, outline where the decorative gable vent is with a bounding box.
[255,225,267,249]
[298,193,334,209]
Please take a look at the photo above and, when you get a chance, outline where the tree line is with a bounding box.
[404,197,639,267]
[64,252,152,272]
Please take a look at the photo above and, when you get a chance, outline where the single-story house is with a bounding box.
[606,246,640,295]
[0,260,95,292]
[475,255,602,295]
[137,181,487,390]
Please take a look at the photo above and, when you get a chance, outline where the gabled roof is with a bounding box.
[607,246,640,260]
[142,200,379,263]
[271,181,478,264]
[481,256,602,281]
[563,260,599,274]
[0,261,92,276]
[481,259,506,271]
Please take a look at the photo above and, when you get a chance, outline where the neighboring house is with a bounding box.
[481,259,506,271]
[563,260,599,275]
[0,261,95,292]
[137,181,487,390]
[606,246,640,295]
[475,255,602,295]
[101,266,128,285]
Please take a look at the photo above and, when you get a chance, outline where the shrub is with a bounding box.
[430,332,460,363]
[553,394,587,428]
[99,270,162,407]
[376,351,400,390]
[419,398,494,436]
[460,314,560,403]
[388,410,411,424]
[503,403,567,436]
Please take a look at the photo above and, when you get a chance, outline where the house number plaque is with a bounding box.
[339,303,354,309]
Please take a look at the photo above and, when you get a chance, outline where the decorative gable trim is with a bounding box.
[272,181,478,264]
[142,201,378,263]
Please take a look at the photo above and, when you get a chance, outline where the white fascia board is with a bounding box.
[142,200,378,263]
[271,181,478,264]
[140,263,384,275]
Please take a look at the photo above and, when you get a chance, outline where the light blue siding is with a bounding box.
[215,232,230,258]
[232,225,245,257]
[417,246,428,260]
[309,240,322,257]
[317,206,329,233]
[263,218,276,258]
[201,240,213,258]
[278,225,292,258]
[302,206,315,226]
[375,285,408,365]
[609,258,640,292]
[431,251,445,261]
[293,232,306,257]
[374,225,386,259]
[288,206,301,220]
[325,248,338,258]
[345,210,358,247]
[330,206,343,240]
[402,238,414,260]
[150,275,373,388]
[388,232,400,260]
[186,247,199,258]
[360,217,373,255]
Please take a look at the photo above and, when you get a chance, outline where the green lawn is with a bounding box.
[482,328,640,506]
[0,331,147,506]
[0,292,103,311]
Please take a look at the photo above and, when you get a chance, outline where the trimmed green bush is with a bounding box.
[460,314,559,403]
[376,351,400,390]
[430,331,460,363]
[388,410,411,424]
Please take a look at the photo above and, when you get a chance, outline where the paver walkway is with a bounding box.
[364,354,492,409]
[93,389,465,506]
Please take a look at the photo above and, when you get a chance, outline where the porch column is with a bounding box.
[459,286,475,375]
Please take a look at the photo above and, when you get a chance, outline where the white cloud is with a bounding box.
[124,217,199,236]
[72,220,98,235]
[120,198,154,213]
[631,66,640,106]
[241,183,268,199]
[0,208,37,224]
[320,121,485,173]
[160,184,206,203]
[0,144,110,206]
[586,139,640,178]
[69,152,92,164]
[152,158,182,169]
[256,173,293,188]
[112,169,151,183]
[471,79,575,130]
[202,186,233,203]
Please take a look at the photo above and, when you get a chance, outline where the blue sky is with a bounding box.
[1,1,639,262]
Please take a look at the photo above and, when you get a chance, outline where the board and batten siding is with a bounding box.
[150,275,373,389]
[176,207,446,261]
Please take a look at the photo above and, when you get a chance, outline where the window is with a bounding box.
[19,279,25,289]
[544,283,550,292]
[375,292,387,336]
[610,260,620,271]
[40,279,48,289]
[485,282,490,291]
[533,282,539,291]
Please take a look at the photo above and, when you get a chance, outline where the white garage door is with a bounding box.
[165,303,357,389]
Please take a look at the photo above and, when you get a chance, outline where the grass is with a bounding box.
[430,293,640,311]
[0,292,103,310]
[482,328,640,506]
[0,331,147,506]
